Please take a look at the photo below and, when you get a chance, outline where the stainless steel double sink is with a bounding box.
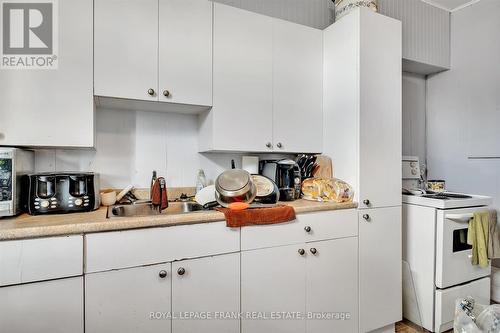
[107,201,205,218]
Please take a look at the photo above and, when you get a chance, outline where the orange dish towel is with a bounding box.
[216,205,296,228]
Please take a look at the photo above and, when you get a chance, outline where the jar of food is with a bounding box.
[334,0,378,20]
[426,180,446,193]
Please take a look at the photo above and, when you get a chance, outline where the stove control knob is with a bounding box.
[74,199,83,206]
[40,200,50,208]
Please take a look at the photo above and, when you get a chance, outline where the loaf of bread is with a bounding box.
[301,178,354,203]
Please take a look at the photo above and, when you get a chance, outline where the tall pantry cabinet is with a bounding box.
[323,8,402,333]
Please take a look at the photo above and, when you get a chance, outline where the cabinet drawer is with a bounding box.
[241,209,358,251]
[85,221,239,273]
[434,277,490,333]
[302,209,358,242]
[0,235,83,286]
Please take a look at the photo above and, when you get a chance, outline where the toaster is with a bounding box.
[25,172,100,215]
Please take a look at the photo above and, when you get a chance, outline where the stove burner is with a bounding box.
[421,193,473,200]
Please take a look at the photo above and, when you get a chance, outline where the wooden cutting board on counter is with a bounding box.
[312,155,334,179]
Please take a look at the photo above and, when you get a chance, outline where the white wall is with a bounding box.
[427,0,500,210]
[35,108,245,189]
[403,72,427,165]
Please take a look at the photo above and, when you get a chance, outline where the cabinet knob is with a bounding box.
[266,142,272,149]
[298,248,305,256]
[304,226,312,233]
[158,270,168,278]
[310,248,317,255]
[163,90,170,98]
[363,199,370,206]
[276,142,283,149]
[177,267,186,276]
[363,214,370,221]
[147,88,155,96]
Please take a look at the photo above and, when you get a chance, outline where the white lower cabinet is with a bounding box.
[0,277,84,333]
[241,244,307,333]
[85,263,172,333]
[172,253,240,333]
[85,254,240,333]
[241,238,358,333]
[306,237,358,333]
[359,206,402,332]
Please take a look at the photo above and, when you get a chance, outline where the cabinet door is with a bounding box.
[272,19,323,153]
[241,244,306,333]
[0,0,93,147]
[306,238,358,333]
[172,253,240,333]
[94,0,158,101]
[358,9,402,209]
[159,0,212,106]
[359,207,402,332]
[0,277,83,333]
[85,263,171,333]
[212,3,273,151]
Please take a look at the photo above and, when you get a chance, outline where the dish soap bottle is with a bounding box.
[195,169,206,194]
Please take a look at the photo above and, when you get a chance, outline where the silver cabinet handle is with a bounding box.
[163,90,170,98]
[298,248,305,256]
[310,248,317,255]
[266,142,272,149]
[147,88,155,96]
[177,267,186,276]
[304,226,312,233]
[276,142,283,149]
[158,270,167,278]
[363,214,370,221]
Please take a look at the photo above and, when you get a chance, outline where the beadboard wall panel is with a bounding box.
[213,0,334,29]
[402,72,427,165]
[378,0,451,73]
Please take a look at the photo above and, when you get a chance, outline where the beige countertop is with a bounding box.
[0,200,357,241]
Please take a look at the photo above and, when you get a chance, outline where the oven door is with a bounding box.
[435,207,491,289]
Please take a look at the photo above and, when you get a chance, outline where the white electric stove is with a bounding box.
[403,192,492,209]
[402,157,492,332]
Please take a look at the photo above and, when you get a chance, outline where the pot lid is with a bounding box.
[216,169,250,191]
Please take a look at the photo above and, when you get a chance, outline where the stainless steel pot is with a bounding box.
[215,169,257,208]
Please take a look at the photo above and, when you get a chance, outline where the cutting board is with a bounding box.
[313,155,334,179]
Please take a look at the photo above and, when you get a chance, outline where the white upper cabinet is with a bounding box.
[358,9,402,209]
[159,0,212,106]
[200,3,323,153]
[272,19,323,153]
[94,0,158,101]
[94,0,212,107]
[323,8,402,209]
[378,0,451,75]
[0,0,93,147]
[208,3,274,152]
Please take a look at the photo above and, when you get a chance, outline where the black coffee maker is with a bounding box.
[260,159,301,201]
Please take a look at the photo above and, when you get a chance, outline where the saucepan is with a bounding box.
[215,169,257,208]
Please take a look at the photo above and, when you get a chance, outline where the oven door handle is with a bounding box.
[446,213,473,223]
